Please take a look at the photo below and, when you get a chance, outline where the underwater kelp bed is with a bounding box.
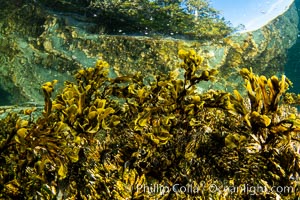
[1,50,300,199]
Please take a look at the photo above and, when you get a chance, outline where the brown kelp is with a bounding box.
[0,50,300,199]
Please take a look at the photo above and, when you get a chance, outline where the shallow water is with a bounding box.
[1,1,300,199]
[0,0,299,106]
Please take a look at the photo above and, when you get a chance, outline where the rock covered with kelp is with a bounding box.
[1,50,300,199]
[0,0,298,105]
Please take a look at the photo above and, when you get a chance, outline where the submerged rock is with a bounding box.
[0,1,298,105]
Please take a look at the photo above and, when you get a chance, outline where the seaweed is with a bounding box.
[0,50,300,199]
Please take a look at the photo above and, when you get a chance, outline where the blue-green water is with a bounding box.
[286,0,300,94]
[0,0,299,105]
[286,40,300,93]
